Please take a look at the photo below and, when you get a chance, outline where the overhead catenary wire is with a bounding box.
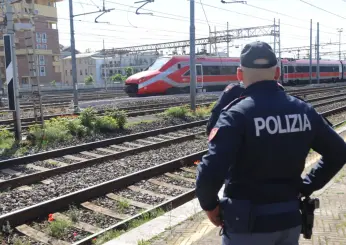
[299,0,346,20]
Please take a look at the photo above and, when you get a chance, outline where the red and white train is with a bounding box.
[124,55,346,96]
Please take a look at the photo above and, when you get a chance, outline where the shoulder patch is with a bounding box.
[277,82,285,91]
[222,96,247,112]
[208,128,219,142]
[224,84,235,92]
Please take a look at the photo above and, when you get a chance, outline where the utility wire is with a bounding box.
[299,0,346,20]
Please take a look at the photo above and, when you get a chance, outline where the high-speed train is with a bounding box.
[124,55,346,96]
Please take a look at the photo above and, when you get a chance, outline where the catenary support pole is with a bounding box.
[317,22,320,84]
[69,0,79,113]
[190,0,196,111]
[273,18,276,54]
[309,19,312,84]
[5,1,21,140]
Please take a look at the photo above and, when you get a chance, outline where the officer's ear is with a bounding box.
[237,67,243,81]
[274,66,281,80]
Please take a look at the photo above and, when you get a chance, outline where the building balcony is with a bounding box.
[12,2,58,19]
[0,49,52,56]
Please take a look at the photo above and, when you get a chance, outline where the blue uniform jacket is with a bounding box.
[196,80,346,232]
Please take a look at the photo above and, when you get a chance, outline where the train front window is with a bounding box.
[147,57,171,71]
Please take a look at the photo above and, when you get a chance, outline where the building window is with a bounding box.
[41,33,47,43]
[39,66,46,76]
[85,69,88,75]
[36,44,41,49]
[65,70,67,76]
[41,44,47,50]
[39,55,45,65]
[70,70,72,75]
[80,70,82,75]
[36,33,41,43]
[79,59,82,64]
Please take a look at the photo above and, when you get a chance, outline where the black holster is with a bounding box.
[300,197,320,239]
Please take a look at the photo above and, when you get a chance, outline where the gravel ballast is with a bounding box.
[0,137,207,215]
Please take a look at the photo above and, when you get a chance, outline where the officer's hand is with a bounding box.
[205,205,222,227]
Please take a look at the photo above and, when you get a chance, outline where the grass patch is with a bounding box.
[47,218,72,239]
[162,104,214,120]
[93,208,165,245]
[13,239,32,245]
[66,205,80,223]
[0,127,15,153]
[117,199,130,213]
[138,239,151,245]
[25,107,129,149]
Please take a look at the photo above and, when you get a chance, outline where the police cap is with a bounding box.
[240,41,277,69]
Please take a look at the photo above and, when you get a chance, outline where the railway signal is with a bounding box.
[3,0,22,140]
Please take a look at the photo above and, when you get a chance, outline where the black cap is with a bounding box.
[240,41,277,69]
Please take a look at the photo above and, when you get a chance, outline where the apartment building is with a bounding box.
[62,53,98,85]
[0,0,62,88]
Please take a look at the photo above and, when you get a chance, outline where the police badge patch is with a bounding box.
[208,128,219,142]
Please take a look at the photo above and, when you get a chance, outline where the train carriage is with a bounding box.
[125,55,346,96]
[125,55,241,96]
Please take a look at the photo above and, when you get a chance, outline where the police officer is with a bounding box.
[196,41,346,245]
[206,82,245,135]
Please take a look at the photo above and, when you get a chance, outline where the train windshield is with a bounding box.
[147,57,171,71]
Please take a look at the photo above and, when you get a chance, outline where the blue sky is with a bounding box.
[56,0,346,59]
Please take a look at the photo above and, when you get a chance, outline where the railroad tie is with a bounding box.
[148,179,191,192]
[180,167,197,174]
[1,168,22,176]
[80,151,104,158]
[147,136,165,142]
[127,185,173,200]
[16,224,70,245]
[43,159,68,167]
[63,155,87,162]
[135,139,156,145]
[96,148,119,154]
[158,135,176,139]
[106,193,154,209]
[109,144,132,151]
[26,164,50,172]
[122,142,144,148]
[164,173,195,183]
[53,212,103,234]
[81,202,131,220]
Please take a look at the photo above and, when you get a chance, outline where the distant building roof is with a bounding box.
[63,52,99,59]
[61,46,81,54]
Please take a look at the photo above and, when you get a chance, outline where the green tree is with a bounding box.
[110,74,126,83]
[84,75,95,85]
[51,80,56,87]
[125,67,133,78]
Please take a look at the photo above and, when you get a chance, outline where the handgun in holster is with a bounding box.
[300,197,320,239]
